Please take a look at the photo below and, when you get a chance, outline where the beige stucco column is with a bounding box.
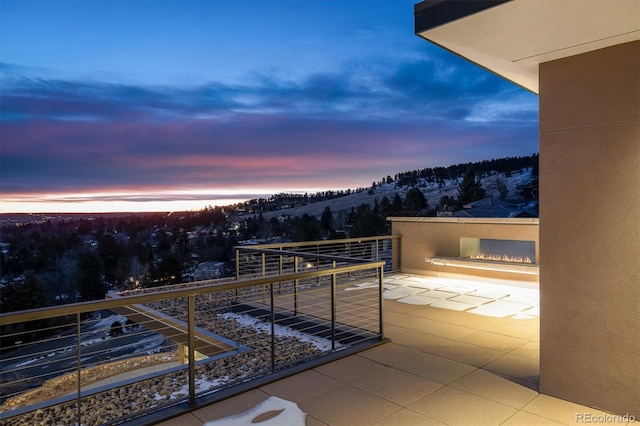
[539,40,640,417]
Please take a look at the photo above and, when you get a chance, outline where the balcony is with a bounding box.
[160,274,617,426]
[0,235,618,425]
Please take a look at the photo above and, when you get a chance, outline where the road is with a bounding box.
[0,310,172,404]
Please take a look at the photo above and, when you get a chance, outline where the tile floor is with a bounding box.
[155,274,632,426]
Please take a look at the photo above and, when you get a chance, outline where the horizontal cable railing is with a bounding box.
[235,235,401,279]
[0,252,385,425]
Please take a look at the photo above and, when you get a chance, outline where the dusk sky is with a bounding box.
[0,0,539,213]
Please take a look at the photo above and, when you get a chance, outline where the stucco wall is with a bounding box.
[539,40,640,417]
[389,217,539,283]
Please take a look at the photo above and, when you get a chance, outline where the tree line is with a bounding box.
[392,154,538,187]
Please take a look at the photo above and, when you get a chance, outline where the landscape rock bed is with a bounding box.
[0,296,326,426]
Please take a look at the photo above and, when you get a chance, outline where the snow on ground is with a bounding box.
[204,396,305,426]
[127,335,166,356]
[90,313,129,331]
[220,312,338,351]
[168,375,231,401]
[15,357,40,368]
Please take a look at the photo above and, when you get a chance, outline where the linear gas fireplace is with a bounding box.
[460,237,536,264]
[425,236,538,275]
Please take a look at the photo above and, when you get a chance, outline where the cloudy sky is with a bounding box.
[0,0,538,213]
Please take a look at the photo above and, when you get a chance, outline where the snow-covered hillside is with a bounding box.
[260,168,536,221]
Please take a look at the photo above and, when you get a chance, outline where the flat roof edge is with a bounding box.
[388,216,539,225]
[415,0,513,33]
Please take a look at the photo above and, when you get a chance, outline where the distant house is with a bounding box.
[435,205,456,217]
[192,261,225,281]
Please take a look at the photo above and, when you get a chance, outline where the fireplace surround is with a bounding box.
[425,236,538,275]
[460,237,536,264]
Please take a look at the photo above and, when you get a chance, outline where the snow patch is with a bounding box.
[167,375,232,401]
[91,313,129,331]
[220,312,338,351]
[203,396,305,426]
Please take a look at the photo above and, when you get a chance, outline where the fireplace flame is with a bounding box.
[469,253,533,264]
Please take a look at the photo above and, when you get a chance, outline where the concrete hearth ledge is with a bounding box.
[425,256,539,275]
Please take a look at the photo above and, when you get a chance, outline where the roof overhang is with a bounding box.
[415,0,640,93]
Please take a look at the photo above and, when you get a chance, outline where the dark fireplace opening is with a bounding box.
[460,237,536,264]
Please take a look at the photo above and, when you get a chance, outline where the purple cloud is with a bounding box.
[0,54,538,209]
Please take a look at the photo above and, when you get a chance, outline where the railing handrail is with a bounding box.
[236,246,374,264]
[0,261,385,327]
[235,234,400,251]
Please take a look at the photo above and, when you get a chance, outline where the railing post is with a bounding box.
[331,272,336,351]
[76,312,82,426]
[294,256,299,316]
[178,343,186,364]
[279,249,283,294]
[270,283,276,372]
[188,295,197,407]
[378,265,384,337]
[262,253,267,303]
[316,249,320,285]
[235,249,240,280]
[235,249,240,301]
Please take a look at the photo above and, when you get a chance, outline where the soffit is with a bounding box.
[415,0,640,93]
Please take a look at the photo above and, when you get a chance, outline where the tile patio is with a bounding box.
[156,275,630,426]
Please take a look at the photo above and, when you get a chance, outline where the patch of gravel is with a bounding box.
[0,296,326,425]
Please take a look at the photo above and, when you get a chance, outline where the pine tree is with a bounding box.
[295,214,321,241]
[457,167,486,205]
[77,251,106,301]
[391,193,403,216]
[403,188,428,215]
[0,271,48,313]
[350,205,386,237]
[320,207,334,234]
[379,196,392,217]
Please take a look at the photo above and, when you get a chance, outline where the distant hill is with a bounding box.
[1,155,539,226]
[257,167,537,221]
[236,154,539,221]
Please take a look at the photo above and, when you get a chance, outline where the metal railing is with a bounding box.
[235,235,401,279]
[0,246,387,425]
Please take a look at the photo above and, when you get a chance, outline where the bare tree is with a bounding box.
[487,176,509,200]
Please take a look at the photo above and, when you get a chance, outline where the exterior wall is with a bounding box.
[539,40,640,417]
[389,217,539,283]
